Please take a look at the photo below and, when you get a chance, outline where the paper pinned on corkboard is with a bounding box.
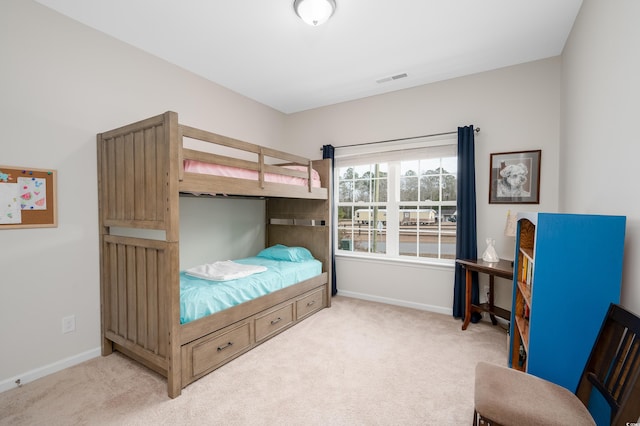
[0,166,57,229]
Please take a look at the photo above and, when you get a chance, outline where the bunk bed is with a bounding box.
[97,111,332,398]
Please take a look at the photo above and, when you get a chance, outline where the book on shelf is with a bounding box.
[520,253,534,289]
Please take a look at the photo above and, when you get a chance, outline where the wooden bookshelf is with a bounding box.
[507,212,626,392]
[511,218,534,371]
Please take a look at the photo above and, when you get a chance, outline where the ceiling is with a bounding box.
[34,0,583,114]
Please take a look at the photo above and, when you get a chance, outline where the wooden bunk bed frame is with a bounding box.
[97,111,332,398]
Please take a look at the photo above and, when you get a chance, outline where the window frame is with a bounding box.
[334,135,457,266]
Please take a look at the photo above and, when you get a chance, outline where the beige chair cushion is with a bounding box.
[474,362,596,426]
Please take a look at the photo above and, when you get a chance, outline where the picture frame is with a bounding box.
[489,150,541,204]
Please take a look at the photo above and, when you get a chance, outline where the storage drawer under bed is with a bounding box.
[296,287,326,319]
[182,321,252,382]
[255,302,294,342]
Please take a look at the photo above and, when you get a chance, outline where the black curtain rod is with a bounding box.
[321,127,480,150]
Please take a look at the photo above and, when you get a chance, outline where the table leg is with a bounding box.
[489,276,497,325]
[462,268,472,330]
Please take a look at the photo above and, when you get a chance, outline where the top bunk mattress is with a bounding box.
[183,161,322,188]
[180,256,322,324]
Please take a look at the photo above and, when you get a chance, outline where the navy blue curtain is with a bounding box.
[322,145,338,296]
[452,126,479,321]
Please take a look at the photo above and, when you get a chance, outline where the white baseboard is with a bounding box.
[337,290,453,316]
[0,347,101,394]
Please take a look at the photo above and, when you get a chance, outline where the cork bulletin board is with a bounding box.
[0,165,57,229]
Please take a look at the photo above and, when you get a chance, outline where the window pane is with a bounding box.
[400,160,419,202]
[372,176,388,202]
[350,164,388,203]
[337,205,355,251]
[400,179,418,201]
[343,206,387,254]
[337,205,353,222]
[338,180,353,203]
[357,206,386,254]
[440,218,457,259]
[398,206,456,259]
[441,173,457,201]
[420,175,440,201]
[441,156,457,202]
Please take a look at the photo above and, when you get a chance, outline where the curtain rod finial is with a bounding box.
[475,127,480,133]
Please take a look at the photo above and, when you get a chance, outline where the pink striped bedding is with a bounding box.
[183,161,322,188]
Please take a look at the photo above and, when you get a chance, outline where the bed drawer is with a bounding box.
[190,322,251,377]
[296,288,326,320]
[255,303,294,342]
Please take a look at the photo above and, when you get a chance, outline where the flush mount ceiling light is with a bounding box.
[294,0,336,26]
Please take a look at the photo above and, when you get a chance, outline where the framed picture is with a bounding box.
[489,150,541,204]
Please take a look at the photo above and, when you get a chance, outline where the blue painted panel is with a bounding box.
[509,213,625,398]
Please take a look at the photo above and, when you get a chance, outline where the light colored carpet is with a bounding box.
[0,296,507,425]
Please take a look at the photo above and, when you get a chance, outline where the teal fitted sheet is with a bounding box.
[180,256,322,324]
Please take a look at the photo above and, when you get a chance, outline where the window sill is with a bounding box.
[335,251,454,271]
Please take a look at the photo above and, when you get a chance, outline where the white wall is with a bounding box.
[561,0,640,314]
[285,58,562,312]
[0,0,285,389]
[179,197,265,270]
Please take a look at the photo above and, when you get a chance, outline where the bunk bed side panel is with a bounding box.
[97,113,172,232]
[101,235,172,370]
[98,112,183,397]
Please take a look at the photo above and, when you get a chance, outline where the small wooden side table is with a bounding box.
[456,258,514,330]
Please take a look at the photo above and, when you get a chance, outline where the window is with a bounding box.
[335,137,457,263]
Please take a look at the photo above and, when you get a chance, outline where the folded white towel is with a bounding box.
[185,260,267,281]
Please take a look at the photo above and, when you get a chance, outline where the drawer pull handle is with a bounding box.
[217,341,233,352]
[307,300,316,307]
[271,317,282,325]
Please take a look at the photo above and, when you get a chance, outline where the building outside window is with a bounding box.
[335,136,457,263]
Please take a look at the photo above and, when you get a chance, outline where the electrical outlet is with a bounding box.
[62,315,76,334]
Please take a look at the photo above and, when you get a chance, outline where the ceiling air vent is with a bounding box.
[376,73,408,84]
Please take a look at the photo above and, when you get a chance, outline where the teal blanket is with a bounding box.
[180,257,322,324]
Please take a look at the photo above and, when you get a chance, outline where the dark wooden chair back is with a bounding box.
[575,303,640,426]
